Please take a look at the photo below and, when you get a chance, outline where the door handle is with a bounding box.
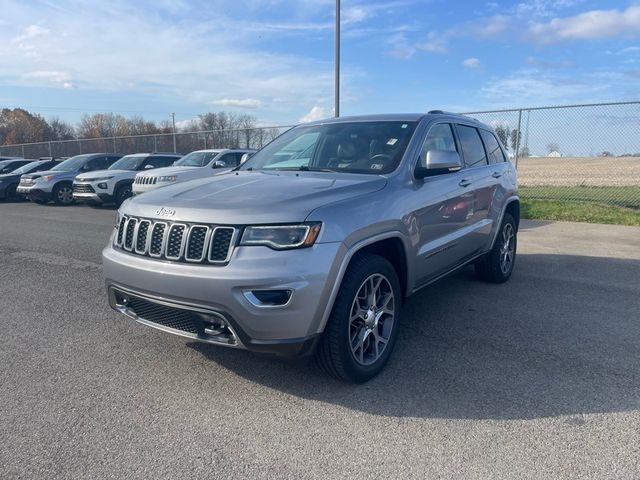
[492,171,503,178]
[458,179,472,188]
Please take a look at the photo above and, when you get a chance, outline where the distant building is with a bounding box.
[547,150,562,158]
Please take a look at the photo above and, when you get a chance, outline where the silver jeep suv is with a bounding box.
[103,113,519,382]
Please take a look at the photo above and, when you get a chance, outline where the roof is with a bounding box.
[302,112,481,127]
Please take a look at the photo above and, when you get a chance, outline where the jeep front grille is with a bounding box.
[114,215,237,264]
[134,176,157,185]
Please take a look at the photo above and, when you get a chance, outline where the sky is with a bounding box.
[1,0,640,127]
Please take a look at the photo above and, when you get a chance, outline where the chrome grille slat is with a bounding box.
[114,216,235,265]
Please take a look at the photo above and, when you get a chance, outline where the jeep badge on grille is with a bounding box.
[155,207,176,217]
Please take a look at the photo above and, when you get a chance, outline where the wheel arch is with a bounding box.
[317,232,412,336]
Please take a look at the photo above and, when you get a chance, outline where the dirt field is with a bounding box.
[517,156,640,187]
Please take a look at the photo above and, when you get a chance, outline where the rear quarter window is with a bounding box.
[480,130,506,164]
[456,125,488,168]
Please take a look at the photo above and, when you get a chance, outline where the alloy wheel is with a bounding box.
[499,223,515,274]
[349,273,395,366]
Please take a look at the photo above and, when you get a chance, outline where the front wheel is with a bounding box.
[475,213,517,283]
[114,184,132,207]
[316,253,401,383]
[52,183,74,206]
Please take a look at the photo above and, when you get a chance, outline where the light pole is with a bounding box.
[171,112,177,153]
[335,0,340,117]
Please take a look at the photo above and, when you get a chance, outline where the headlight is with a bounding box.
[240,223,321,250]
[114,210,122,228]
[158,175,177,183]
[39,175,55,182]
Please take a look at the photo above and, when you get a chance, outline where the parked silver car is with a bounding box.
[18,153,122,205]
[103,113,519,382]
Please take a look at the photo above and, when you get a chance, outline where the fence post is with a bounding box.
[78,140,82,154]
[21,145,25,159]
[514,109,522,169]
[203,134,207,150]
[48,141,52,157]
[153,135,157,152]
[113,137,117,153]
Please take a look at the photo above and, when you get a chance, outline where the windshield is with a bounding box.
[11,161,45,175]
[109,155,146,171]
[174,151,219,167]
[51,154,93,172]
[241,121,418,174]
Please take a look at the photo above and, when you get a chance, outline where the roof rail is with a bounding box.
[427,110,457,115]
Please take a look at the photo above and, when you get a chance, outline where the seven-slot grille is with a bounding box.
[134,176,157,185]
[73,183,95,194]
[115,215,236,264]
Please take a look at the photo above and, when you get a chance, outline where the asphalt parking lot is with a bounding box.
[1,202,639,479]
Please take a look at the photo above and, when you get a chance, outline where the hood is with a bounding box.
[21,170,74,180]
[124,170,387,224]
[137,165,200,177]
[76,169,134,180]
[0,173,20,181]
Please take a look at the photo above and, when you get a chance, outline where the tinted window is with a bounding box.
[480,130,506,164]
[11,160,47,174]
[145,156,177,168]
[52,154,94,171]
[457,125,487,168]
[85,156,108,171]
[419,123,457,168]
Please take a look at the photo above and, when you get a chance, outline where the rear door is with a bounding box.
[454,124,499,253]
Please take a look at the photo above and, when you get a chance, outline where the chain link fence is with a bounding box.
[462,101,640,209]
[2,102,639,208]
[0,125,292,160]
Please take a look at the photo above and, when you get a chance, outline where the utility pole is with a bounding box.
[335,0,340,117]
[171,112,177,153]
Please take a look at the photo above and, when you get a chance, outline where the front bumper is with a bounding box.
[103,240,346,356]
[73,192,114,204]
[17,186,52,202]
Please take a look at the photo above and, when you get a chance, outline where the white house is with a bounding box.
[547,150,562,158]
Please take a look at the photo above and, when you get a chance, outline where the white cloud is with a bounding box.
[210,98,262,109]
[462,58,481,69]
[416,31,448,53]
[386,33,416,59]
[23,24,50,38]
[299,106,330,123]
[529,6,640,44]
[22,70,71,83]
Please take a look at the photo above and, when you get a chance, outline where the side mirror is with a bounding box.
[240,153,253,164]
[415,150,462,178]
[144,164,154,169]
[212,160,227,169]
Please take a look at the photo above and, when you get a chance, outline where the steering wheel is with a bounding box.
[370,154,393,163]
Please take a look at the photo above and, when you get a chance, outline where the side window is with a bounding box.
[480,130,506,164]
[106,155,121,166]
[419,123,457,168]
[145,157,175,168]
[85,157,106,171]
[457,125,488,168]
[214,153,236,168]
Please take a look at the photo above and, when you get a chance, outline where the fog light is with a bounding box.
[97,182,108,189]
[244,289,292,307]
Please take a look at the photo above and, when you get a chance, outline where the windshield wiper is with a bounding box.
[297,165,336,172]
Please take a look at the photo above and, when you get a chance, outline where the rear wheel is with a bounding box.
[52,183,74,206]
[316,253,401,383]
[475,213,517,283]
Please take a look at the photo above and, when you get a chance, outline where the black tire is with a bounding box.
[52,183,74,206]
[5,183,19,201]
[475,213,517,283]
[316,253,401,383]
[114,183,133,207]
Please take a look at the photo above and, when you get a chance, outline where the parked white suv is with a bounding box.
[132,149,254,195]
[73,153,181,207]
